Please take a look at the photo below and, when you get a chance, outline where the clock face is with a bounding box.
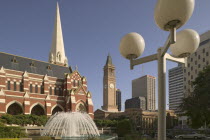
[109,83,114,89]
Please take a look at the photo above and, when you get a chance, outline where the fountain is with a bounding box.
[41,112,100,138]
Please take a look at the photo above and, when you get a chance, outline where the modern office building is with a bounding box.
[116,89,121,111]
[169,64,184,114]
[132,75,156,110]
[184,30,210,97]
[125,96,146,110]
[0,3,94,118]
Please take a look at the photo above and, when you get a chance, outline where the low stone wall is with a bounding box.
[23,127,44,136]
[98,127,116,134]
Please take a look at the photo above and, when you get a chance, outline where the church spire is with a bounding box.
[49,2,68,66]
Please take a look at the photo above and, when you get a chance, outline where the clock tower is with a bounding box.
[102,54,118,112]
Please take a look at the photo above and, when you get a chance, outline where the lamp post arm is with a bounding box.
[165,53,187,67]
[130,54,158,70]
[161,28,176,57]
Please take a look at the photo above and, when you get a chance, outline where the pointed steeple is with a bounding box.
[106,53,113,65]
[49,2,68,67]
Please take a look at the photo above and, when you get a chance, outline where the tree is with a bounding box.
[180,65,210,128]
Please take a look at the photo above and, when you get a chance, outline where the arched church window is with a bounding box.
[49,87,52,95]
[76,103,87,113]
[20,82,23,92]
[73,80,76,87]
[78,81,81,86]
[54,87,57,95]
[59,88,63,96]
[35,85,38,93]
[7,81,10,90]
[30,84,33,93]
[57,52,61,62]
[40,85,44,94]
[14,82,16,91]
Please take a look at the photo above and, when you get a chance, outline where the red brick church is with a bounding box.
[0,3,94,118]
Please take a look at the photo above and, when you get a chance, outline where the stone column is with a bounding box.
[24,92,30,114]
[45,95,51,117]
[23,71,29,92]
[0,89,6,115]
[0,67,6,90]
[44,75,49,95]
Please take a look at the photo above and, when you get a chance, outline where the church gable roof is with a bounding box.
[0,52,71,79]
[74,85,87,95]
[69,70,82,80]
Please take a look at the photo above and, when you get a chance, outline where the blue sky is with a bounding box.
[0,0,209,111]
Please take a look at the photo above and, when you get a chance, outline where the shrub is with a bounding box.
[0,114,48,126]
[116,119,132,137]
[0,126,26,138]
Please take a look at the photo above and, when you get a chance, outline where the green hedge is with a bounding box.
[0,127,26,138]
[94,119,118,128]
[0,114,48,126]
[94,119,133,137]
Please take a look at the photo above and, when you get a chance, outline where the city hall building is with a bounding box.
[0,4,94,118]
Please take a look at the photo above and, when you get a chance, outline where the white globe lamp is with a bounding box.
[170,29,200,57]
[154,0,195,31]
[119,32,145,60]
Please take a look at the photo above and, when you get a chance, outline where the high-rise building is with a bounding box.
[169,64,184,114]
[125,96,146,110]
[116,89,121,111]
[132,75,156,110]
[101,54,118,112]
[0,3,94,118]
[184,31,210,97]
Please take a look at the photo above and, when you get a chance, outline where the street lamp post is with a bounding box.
[119,1,200,140]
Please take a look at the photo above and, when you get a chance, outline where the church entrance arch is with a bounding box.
[31,103,45,116]
[76,101,87,113]
[7,102,23,115]
[52,105,63,115]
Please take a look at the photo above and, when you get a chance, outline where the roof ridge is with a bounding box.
[0,51,69,68]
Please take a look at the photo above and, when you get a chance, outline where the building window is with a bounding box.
[198,55,200,59]
[206,52,209,56]
[195,61,197,65]
[30,84,33,93]
[188,72,190,76]
[195,52,197,56]
[188,63,190,67]
[54,87,57,95]
[49,87,52,95]
[203,49,205,53]
[7,81,10,90]
[203,58,205,62]
[41,85,44,94]
[198,64,201,68]
[35,85,38,93]
[59,88,63,96]
[195,69,197,74]
[207,61,209,65]
[73,80,76,87]
[191,66,193,70]
[14,82,16,91]
[20,82,23,92]
[191,58,193,62]
[191,75,193,79]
